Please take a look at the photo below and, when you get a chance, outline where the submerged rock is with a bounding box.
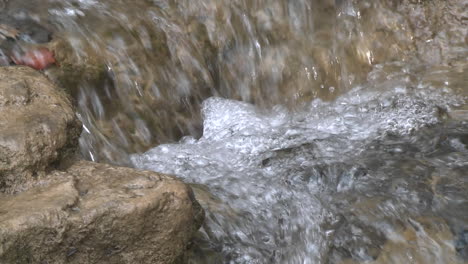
[10,46,56,70]
[0,12,56,69]
[0,12,52,44]
[336,217,463,264]
[0,66,81,194]
[0,161,204,264]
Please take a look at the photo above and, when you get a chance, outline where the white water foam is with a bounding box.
[132,81,464,263]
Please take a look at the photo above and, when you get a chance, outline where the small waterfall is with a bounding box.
[1,0,466,263]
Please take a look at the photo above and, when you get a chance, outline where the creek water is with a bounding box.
[2,0,467,263]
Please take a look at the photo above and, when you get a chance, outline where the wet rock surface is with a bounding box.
[0,66,204,263]
[0,161,204,264]
[0,66,80,194]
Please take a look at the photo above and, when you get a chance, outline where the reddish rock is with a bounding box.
[11,47,56,70]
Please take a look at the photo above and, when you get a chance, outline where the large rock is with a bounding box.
[0,161,204,264]
[0,66,204,263]
[0,66,81,194]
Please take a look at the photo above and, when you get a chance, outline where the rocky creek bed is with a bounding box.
[0,0,467,263]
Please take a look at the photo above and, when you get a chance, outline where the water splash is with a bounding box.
[2,0,467,262]
[132,79,466,263]
[8,0,466,163]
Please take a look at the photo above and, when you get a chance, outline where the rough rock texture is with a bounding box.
[0,161,204,264]
[0,66,81,193]
[0,66,204,263]
[398,0,468,66]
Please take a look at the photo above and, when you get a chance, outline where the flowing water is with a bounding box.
[1,0,467,263]
[133,80,468,263]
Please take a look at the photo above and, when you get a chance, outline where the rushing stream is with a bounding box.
[1,0,467,263]
[133,78,467,263]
